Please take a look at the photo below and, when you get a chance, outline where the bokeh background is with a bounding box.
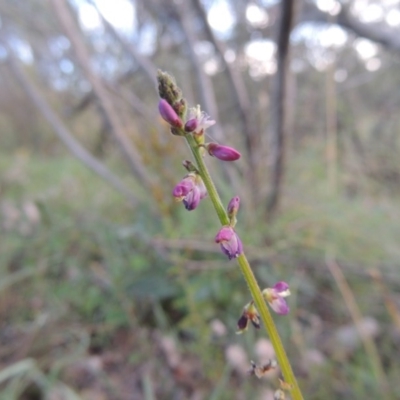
[1,0,400,399]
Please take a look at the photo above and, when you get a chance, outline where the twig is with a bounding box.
[50,0,155,190]
[191,0,258,169]
[267,0,295,216]
[87,0,157,85]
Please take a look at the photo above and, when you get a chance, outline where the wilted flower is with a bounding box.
[262,282,291,315]
[274,389,286,400]
[172,173,207,211]
[206,143,241,161]
[158,99,183,129]
[215,225,243,259]
[237,301,260,334]
[248,360,278,378]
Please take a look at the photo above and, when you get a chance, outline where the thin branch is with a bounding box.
[191,0,257,163]
[326,258,390,397]
[300,3,400,54]
[50,0,154,190]
[87,0,157,86]
[67,68,153,121]
[6,52,138,205]
[168,0,244,196]
[267,0,295,215]
[169,0,224,141]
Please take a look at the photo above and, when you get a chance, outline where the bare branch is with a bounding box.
[165,0,244,195]
[191,0,255,155]
[267,0,295,215]
[169,0,224,142]
[300,3,400,54]
[6,52,138,205]
[50,0,155,190]
[190,0,260,203]
[87,0,158,86]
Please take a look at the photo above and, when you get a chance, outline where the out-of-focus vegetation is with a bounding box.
[1,0,400,399]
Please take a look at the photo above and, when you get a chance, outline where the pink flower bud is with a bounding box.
[206,143,241,161]
[158,99,183,128]
[184,118,198,133]
[215,226,243,260]
[227,196,240,217]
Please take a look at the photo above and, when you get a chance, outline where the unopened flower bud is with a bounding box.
[184,118,198,133]
[227,196,240,225]
[215,226,243,260]
[157,70,182,104]
[158,99,183,129]
[206,143,241,161]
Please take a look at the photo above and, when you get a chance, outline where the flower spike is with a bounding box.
[262,282,291,315]
[215,226,243,259]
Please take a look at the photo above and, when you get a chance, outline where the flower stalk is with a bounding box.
[157,70,303,399]
[185,135,304,400]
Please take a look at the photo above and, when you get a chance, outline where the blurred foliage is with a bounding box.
[2,142,400,398]
[1,0,400,398]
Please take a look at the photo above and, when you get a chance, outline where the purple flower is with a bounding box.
[215,226,243,260]
[206,143,241,161]
[158,99,183,128]
[172,173,207,211]
[262,282,290,315]
[186,106,215,136]
[236,301,260,334]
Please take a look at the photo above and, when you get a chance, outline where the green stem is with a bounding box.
[186,134,304,400]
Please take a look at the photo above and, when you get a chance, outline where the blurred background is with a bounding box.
[1,0,400,398]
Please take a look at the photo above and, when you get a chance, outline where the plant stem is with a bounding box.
[186,134,304,400]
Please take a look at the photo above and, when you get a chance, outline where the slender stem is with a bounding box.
[186,135,229,226]
[185,134,304,400]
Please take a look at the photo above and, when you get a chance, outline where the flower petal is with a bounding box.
[269,297,290,315]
